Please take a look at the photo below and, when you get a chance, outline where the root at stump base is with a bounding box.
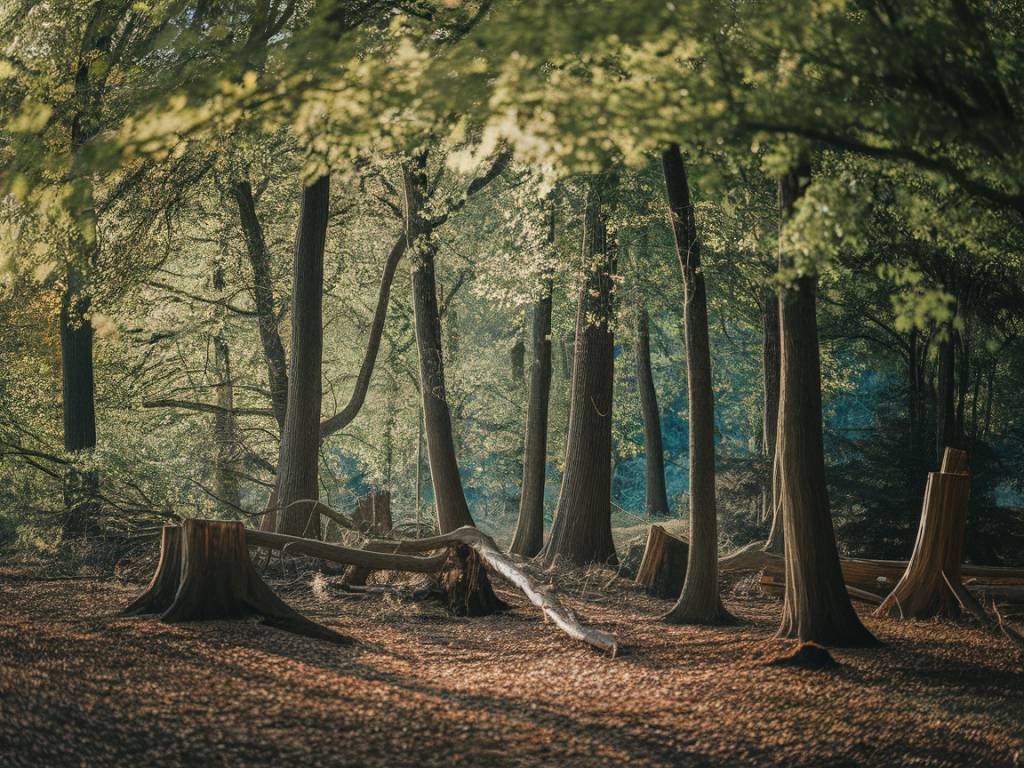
[122,526,182,616]
[767,642,840,670]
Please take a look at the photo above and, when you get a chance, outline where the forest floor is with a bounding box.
[1,563,1023,768]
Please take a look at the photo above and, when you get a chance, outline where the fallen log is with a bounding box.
[367,526,619,655]
[249,525,618,654]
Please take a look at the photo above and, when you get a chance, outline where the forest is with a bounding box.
[1,1,1023,766]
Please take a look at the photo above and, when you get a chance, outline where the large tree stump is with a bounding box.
[136,520,350,643]
[345,490,395,585]
[635,525,689,599]
[876,449,970,620]
[122,526,182,616]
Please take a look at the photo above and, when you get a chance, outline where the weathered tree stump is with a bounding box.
[129,520,349,643]
[345,490,395,585]
[122,526,182,616]
[438,544,508,617]
[635,525,689,599]
[876,449,970,620]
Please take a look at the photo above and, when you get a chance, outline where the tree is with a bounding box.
[543,182,618,567]
[510,208,555,557]
[661,144,731,624]
[635,301,670,517]
[775,161,877,646]
[275,176,329,537]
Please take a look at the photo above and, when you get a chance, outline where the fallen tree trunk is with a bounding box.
[248,525,619,654]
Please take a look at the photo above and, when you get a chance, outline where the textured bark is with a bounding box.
[404,155,475,533]
[936,330,958,466]
[212,333,241,511]
[276,176,329,537]
[156,520,348,643]
[122,526,182,616]
[876,450,970,619]
[661,145,729,625]
[60,265,99,539]
[543,187,617,568]
[510,275,554,558]
[635,525,689,599]
[233,180,289,429]
[762,286,783,553]
[775,164,877,647]
[636,303,670,517]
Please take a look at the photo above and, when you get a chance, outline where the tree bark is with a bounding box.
[774,163,877,647]
[661,144,729,624]
[636,303,671,517]
[275,176,329,537]
[60,264,99,539]
[212,328,241,512]
[404,155,475,533]
[635,525,689,598]
[153,520,348,643]
[510,275,554,557]
[936,328,959,466]
[762,285,783,553]
[543,186,617,567]
[233,180,289,429]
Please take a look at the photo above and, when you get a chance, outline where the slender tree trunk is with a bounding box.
[510,276,554,557]
[404,156,475,533]
[60,263,99,538]
[762,283,783,552]
[212,335,242,511]
[775,163,877,647]
[661,145,729,624]
[275,176,329,537]
[543,186,617,567]
[982,361,995,439]
[636,303,670,517]
[936,328,957,467]
[233,180,289,429]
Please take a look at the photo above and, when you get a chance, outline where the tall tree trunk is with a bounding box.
[543,186,617,567]
[763,284,783,553]
[275,176,329,537]
[661,144,729,624]
[212,334,242,512]
[60,263,99,539]
[509,276,554,557]
[404,156,475,533]
[636,303,670,516]
[775,163,877,647]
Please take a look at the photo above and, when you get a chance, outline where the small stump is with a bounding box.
[635,525,688,599]
[439,545,507,617]
[126,519,349,644]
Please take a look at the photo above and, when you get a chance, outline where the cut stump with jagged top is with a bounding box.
[635,525,689,599]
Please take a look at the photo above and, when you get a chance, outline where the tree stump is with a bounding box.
[635,525,689,599]
[876,449,970,620]
[132,520,350,643]
[438,544,507,617]
[122,526,182,616]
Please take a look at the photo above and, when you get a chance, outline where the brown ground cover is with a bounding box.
[1,567,1022,767]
